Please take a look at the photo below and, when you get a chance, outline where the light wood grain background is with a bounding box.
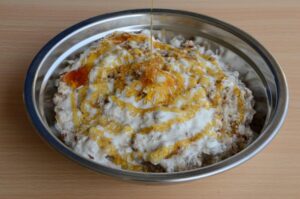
[0,0,299,198]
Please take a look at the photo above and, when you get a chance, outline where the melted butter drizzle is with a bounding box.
[89,127,143,171]
[150,0,154,56]
[148,122,215,164]
[70,90,80,128]
[63,32,246,170]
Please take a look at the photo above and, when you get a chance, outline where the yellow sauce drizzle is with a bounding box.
[148,122,215,164]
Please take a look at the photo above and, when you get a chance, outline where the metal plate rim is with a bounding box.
[24,8,289,183]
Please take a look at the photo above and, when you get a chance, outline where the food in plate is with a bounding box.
[54,31,255,172]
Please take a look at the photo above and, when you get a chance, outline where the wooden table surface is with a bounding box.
[0,0,299,198]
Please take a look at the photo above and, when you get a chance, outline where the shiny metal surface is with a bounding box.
[24,9,288,183]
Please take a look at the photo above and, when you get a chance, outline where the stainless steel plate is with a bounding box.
[24,9,288,183]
